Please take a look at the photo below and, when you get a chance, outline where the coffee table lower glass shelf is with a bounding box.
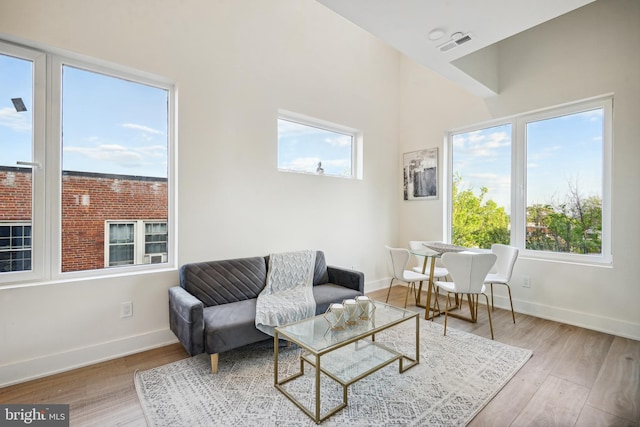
[274,301,419,424]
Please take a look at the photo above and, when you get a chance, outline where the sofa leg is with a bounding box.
[211,353,219,374]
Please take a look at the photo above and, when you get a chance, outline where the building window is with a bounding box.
[0,223,32,272]
[105,221,167,267]
[0,38,175,285]
[277,110,362,179]
[144,222,168,261]
[107,223,135,266]
[448,96,611,264]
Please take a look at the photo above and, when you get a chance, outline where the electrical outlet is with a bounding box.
[522,276,531,288]
[121,301,133,318]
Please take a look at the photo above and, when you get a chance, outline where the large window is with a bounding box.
[448,96,611,264]
[277,110,362,179]
[0,39,175,285]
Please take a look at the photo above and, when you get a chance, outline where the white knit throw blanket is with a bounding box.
[255,250,316,337]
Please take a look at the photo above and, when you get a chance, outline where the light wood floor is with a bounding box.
[1,286,638,426]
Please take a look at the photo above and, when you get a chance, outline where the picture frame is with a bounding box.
[403,148,438,200]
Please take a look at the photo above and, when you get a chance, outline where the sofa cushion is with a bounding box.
[180,257,267,307]
[203,299,270,354]
[312,283,363,314]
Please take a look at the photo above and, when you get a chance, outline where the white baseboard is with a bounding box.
[366,278,639,341]
[0,329,178,387]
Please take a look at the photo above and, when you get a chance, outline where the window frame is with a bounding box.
[277,109,363,180]
[0,38,176,286]
[446,95,612,265]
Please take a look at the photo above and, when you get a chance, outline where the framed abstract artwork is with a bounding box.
[403,148,438,200]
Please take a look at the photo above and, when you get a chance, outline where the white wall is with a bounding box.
[397,0,640,340]
[0,0,401,386]
[1,0,638,387]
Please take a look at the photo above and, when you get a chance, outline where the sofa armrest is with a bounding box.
[169,286,204,356]
[327,266,364,293]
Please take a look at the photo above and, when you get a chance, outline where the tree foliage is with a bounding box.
[452,174,602,254]
[451,175,510,249]
[526,183,602,254]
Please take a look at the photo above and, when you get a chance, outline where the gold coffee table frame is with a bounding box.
[274,301,419,424]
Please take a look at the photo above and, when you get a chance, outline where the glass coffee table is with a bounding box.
[273,300,419,423]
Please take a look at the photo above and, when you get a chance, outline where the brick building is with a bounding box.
[0,166,167,273]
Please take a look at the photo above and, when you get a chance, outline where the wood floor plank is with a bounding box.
[575,405,639,427]
[586,336,640,422]
[550,326,614,388]
[511,374,590,426]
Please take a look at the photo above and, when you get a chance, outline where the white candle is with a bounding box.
[356,295,370,310]
[344,299,358,323]
[330,303,344,326]
[356,296,372,319]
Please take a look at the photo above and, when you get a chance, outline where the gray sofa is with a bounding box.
[169,250,364,373]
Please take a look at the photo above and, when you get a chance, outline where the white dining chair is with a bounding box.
[484,244,519,323]
[385,246,431,308]
[436,252,498,339]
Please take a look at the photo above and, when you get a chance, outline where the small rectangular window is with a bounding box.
[277,111,361,179]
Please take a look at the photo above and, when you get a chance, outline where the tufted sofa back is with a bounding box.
[180,251,329,307]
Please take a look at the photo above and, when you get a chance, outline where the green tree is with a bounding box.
[525,182,602,254]
[452,175,510,249]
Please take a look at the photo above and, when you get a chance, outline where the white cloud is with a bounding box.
[64,144,144,168]
[284,156,320,172]
[122,123,163,135]
[454,130,510,157]
[0,107,30,132]
[324,136,352,147]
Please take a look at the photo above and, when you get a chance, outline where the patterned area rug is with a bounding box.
[135,320,531,426]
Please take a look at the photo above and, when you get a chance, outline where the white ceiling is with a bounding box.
[316,0,595,97]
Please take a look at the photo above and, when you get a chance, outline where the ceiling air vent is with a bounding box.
[438,33,472,53]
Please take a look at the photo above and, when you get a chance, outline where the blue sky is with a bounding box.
[277,119,353,177]
[452,109,604,213]
[1,54,168,178]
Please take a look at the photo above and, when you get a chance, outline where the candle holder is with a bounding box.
[342,299,361,325]
[324,303,346,330]
[356,296,376,320]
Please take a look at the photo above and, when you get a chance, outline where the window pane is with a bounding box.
[278,118,353,178]
[0,53,33,274]
[61,66,168,272]
[109,244,134,266]
[526,109,603,254]
[451,124,512,249]
[107,223,134,266]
